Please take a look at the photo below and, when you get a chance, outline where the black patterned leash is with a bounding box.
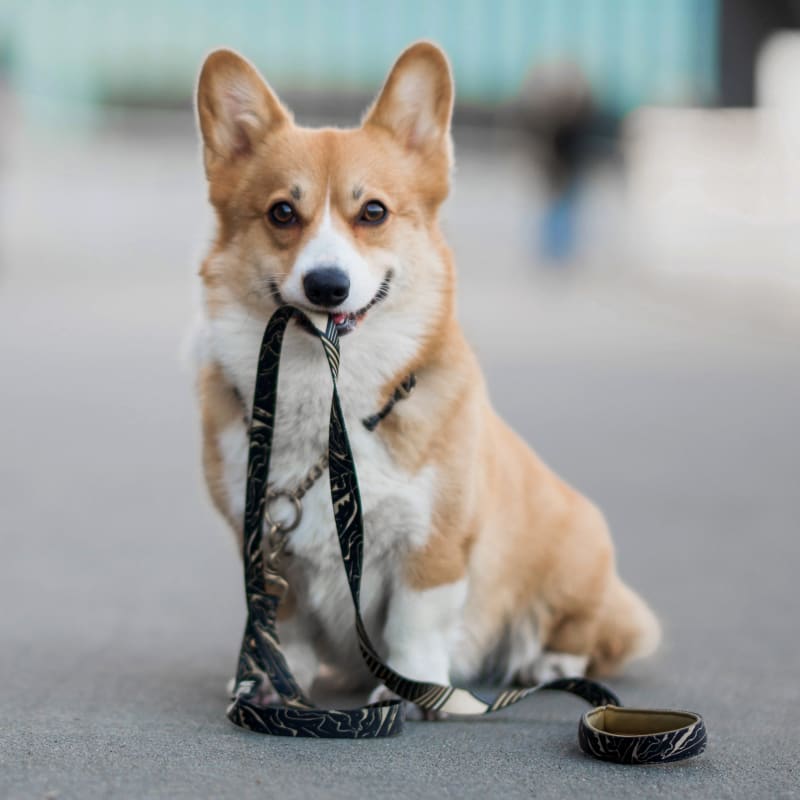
[225,305,707,762]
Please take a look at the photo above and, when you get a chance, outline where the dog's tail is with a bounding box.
[591,575,661,676]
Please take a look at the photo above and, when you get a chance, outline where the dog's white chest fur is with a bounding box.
[206,303,435,668]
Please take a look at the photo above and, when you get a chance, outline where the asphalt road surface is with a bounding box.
[1,119,798,799]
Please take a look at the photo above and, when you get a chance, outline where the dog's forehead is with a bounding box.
[255,126,400,205]
[328,128,402,188]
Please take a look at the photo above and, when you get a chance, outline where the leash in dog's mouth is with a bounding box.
[268,269,393,336]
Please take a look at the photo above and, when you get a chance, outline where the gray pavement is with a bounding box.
[1,116,799,799]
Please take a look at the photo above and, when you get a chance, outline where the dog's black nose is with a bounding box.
[303,267,350,307]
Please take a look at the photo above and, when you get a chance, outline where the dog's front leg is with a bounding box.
[227,612,320,705]
[369,579,467,718]
[275,615,321,698]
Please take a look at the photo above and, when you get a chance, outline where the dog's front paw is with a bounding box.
[368,684,449,721]
[227,676,281,706]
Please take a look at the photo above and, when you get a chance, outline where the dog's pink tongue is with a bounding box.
[332,313,348,325]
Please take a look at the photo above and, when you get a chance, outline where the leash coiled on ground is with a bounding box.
[225,305,707,763]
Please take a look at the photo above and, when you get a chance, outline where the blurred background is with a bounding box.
[1,2,799,798]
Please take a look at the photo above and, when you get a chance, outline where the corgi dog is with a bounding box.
[193,41,660,708]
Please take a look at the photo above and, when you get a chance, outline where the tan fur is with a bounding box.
[195,42,660,682]
[199,362,243,534]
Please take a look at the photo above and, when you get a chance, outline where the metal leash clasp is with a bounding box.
[260,453,328,598]
[262,489,303,599]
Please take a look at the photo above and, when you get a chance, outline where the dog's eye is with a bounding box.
[358,200,388,225]
[267,201,297,227]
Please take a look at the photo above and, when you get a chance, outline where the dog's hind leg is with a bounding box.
[590,576,661,676]
[508,610,595,685]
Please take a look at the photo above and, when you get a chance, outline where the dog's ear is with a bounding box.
[363,41,454,159]
[196,49,290,168]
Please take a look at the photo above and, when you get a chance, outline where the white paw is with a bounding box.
[368,683,401,707]
[227,676,281,706]
[515,652,589,685]
[368,684,449,721]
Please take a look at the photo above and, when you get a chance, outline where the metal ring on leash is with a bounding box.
[264,489,302,533]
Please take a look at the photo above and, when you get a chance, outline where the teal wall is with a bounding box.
[0,0,719,121]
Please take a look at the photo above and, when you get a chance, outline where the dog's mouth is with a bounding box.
[329,272,393,335]
[269,270,393,336]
